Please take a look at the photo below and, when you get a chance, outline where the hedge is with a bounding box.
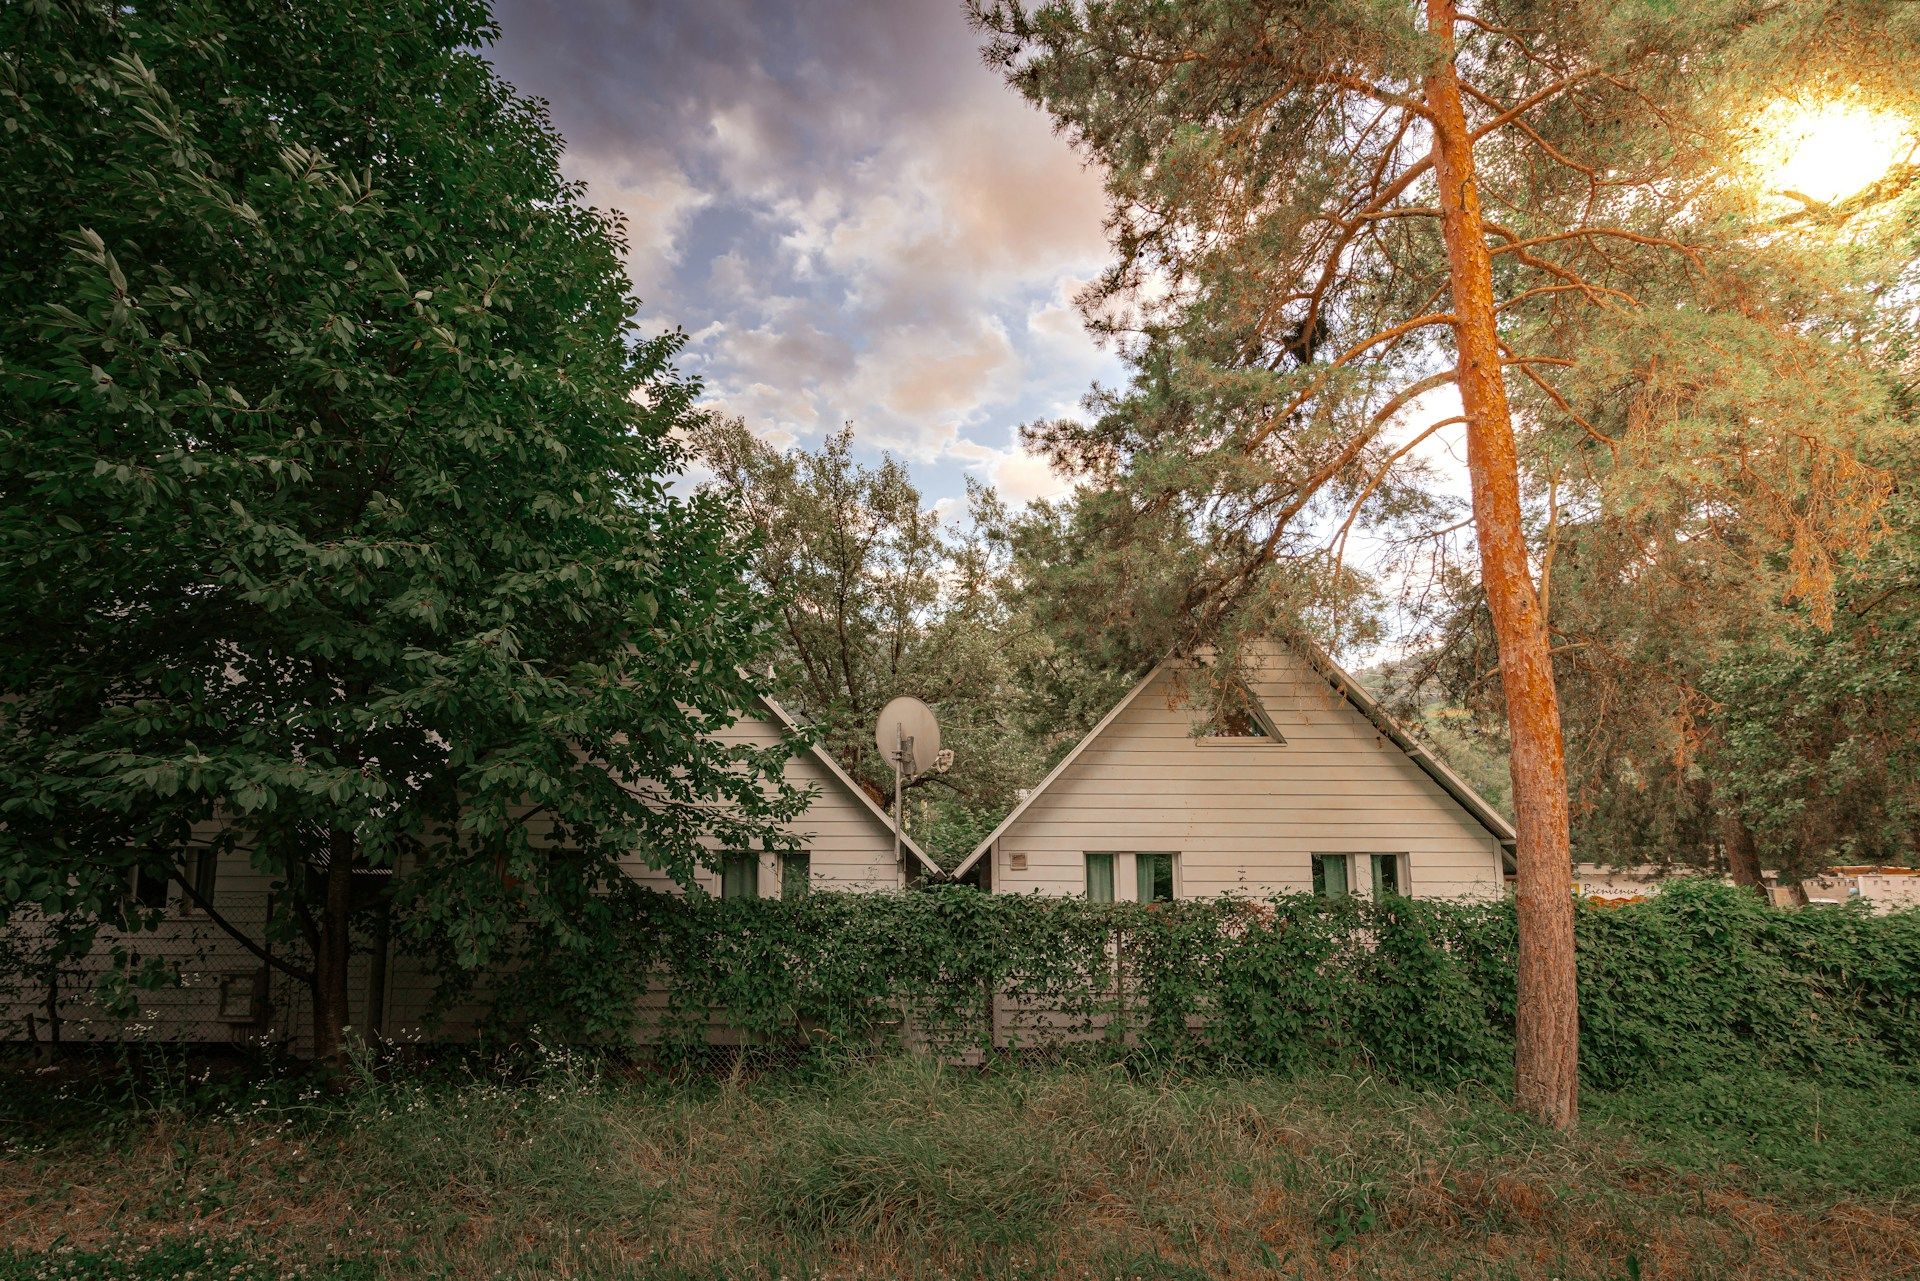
[501,880,1919,1091]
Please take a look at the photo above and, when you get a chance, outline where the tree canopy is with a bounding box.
[968,0,1920,1127]
[688,416,1131,864]
[0,0,803,1054]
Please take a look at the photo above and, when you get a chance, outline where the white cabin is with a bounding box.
[951,640,1512,903]
[3,697,934,1048]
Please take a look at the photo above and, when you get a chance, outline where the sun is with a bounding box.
[1748,99,1916,207]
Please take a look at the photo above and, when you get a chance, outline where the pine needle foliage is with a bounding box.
[967,0,1916,645]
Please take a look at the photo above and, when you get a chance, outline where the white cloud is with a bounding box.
[699,381,813,442]
[490,0,1123,497]
[561,149,711,302]
[857,320,1017,421]
[954,442,1076,505]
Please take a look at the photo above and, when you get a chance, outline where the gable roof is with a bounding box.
[756,694,944,877]
[947,638,1517,881]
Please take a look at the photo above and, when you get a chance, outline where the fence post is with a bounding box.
[983,971,997,1055]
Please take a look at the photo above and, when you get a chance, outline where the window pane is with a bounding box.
[1372,854,1401,897]
[131,867,169,911]
[721,852,759,900]
[1085,853,1113,903]
[781,852,811,900]
[192,849,218,903]
[1137,853,1174,903]
[1312,854,1349,899]
[1206,685,1276,739]
[1208,704,1260,737]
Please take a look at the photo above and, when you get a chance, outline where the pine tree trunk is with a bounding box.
[1423,0,1580,1130]
[311,828,356,1067]
[1724,812,1766,898]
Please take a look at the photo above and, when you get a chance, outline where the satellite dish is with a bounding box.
[875,695,941,777]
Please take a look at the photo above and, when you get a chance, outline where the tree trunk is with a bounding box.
[311,828,356,1067]
[1724,811,1766,898]
[1424,0,1580,1130]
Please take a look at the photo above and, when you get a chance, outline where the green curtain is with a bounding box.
[1085,852,1114,903]
[721,851,759,900]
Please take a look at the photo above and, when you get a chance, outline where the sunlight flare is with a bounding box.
[1748,98,1916,206]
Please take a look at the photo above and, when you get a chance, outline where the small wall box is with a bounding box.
[216,971,266,1024]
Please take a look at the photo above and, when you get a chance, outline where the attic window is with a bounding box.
[1204,686,1285,742]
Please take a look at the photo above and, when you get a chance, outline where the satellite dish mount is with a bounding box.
[875,696,942,866]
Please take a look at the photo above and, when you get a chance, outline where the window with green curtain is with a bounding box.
[781,851,811,900]
[1311,854,1350,898]
[1136,852,1175,902]
[1085,852,1114,903]
[1371,853,1402,897]
[721,851,759,900]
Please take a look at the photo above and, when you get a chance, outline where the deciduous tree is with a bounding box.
[688,416,1061,863]
[0,0,801,1058]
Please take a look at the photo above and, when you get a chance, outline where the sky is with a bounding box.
[485,0,1126,519]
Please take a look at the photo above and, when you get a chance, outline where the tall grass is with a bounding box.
[2,1049,1917,1279]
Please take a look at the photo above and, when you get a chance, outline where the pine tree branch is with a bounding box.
[1502,348,1619,450]
[1245,311,1457,452]
[1488,224,1705,273]
[1460,84,1604,182]
[1328,414,1468,583]
[1467,68,1605,144]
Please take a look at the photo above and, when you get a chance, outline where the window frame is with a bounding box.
[1370,852,1408,898]
[192,848,218,906]
[780,850,811,900]
[1311,853,1352,899]
[1199,683,1287,744]
[216,971,264,1024]
[1312,852,1410,900]
[1135,851,1178,903]
[126,865,171,915]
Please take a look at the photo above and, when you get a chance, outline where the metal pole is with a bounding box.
[893,730,913,867]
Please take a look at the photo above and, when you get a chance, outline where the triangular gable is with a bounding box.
[948,661,1173,881]
[756,694,944,877]
[1297,647,1516,862]
[948,638,1515,881]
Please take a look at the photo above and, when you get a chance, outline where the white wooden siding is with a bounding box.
[377,708,910,1040]
[6,709,911,1046]
[990,645,1505,902]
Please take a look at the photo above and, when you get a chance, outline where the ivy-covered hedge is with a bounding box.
[508,880,1919,1091]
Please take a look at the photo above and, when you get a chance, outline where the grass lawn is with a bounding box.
[0,1051,1915,1280]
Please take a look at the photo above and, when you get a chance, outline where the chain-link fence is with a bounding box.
[2,893,319,1052]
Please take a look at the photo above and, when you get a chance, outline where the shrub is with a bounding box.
[488,881,1918,1092]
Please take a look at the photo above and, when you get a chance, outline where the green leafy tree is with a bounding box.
[1410,226,1920,886]
[688,416,1060,865]
[1705,473,1920,879]
[1407,518,1762,879]
[970,0,1916,1126]
[0,0,802,1058]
